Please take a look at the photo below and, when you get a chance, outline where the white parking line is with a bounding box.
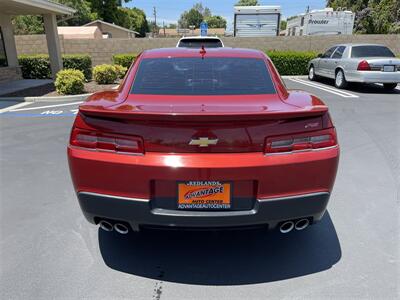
[289,78,359,98]
[0,102,33,114]
[9,101,83,112]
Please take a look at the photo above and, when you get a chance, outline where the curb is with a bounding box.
[0,93,92,103]
[281,75,308,79]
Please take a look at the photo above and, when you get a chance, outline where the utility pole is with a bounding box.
[153,6,157,37]
[163,21,166,37]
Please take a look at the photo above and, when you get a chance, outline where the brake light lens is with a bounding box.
[265,128,337,154]
[70,128,144,154]
[357,60,371,71]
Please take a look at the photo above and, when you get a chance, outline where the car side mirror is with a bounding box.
[317,53,323,58]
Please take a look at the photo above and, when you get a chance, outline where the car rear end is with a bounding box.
[68,48,339,233]
[345,45,400,85]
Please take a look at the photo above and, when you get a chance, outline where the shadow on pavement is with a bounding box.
[99,212,341,285]
[315,77,400,94]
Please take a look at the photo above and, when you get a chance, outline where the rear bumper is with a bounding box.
[78,191,330,230]
[346,70,400,83]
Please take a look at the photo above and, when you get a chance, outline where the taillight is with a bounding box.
[357,60,371,71]
[265,128,337,154]
[70,128,144,154]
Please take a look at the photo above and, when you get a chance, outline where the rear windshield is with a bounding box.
[351,46,395,58]
[178,39,223,48]
[130,57,276,95]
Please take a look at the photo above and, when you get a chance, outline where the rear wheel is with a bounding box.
[383,83,397,90]
[335,69,348,89]
[308,66,317,81]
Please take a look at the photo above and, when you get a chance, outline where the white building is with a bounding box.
[234,6,281,37]
[286,8,355,36]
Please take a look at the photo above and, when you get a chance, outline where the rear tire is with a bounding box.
[308,66,317,81]
[335,69,348,89]
[383,83,397,90]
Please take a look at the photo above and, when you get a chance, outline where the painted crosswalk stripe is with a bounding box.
[289,78,359,98]
[10,101,83,112]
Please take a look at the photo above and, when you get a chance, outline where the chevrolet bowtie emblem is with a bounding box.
[189,137,218,147]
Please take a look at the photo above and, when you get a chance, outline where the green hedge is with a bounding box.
[266,51,317,75]
[63,54,92,80]
[55,69,85,95]
[112,53,138,68]
[18,54,51,79]
[18,54,92,80]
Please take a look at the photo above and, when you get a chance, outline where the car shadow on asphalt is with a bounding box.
[315,77,400,94]
[98,212,341,285]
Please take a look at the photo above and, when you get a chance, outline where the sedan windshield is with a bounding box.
[351,46,395,58]
[131,57,276,95]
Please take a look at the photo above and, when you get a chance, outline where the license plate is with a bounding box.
[177,181,231,210]
[383,65,395,72]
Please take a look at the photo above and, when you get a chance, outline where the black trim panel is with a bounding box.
[77,191,330,230]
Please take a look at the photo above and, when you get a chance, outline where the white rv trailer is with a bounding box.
[234,6,281,37]
[286,8,355,36]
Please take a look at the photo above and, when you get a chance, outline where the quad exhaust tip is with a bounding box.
[279,221,295,233]
[114,223,129,234]
[295,219,310,231]
[99,220,113,232]
[279,218,310,233]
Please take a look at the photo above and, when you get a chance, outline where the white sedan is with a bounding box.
[308,44,400,90]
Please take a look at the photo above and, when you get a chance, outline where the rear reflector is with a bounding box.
[265,128,337,154]
[70,128,144,154]
[357,60,371,71]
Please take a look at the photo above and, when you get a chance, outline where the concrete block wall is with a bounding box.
[15,34,400,66]
[0,66,22,82]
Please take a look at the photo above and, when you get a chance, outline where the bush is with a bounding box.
[114,64,127,79]
[112,53,138,68]
[266,51,317,75]
[93,64,118,84]
[18,54,92,80]
[18,54,51,79]
[62,54,92,80]
[54,69,85,95]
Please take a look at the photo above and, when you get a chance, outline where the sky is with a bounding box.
[124,0,327,29]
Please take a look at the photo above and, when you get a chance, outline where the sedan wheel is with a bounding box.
[308,66,316,81]
[383,83,397,91]
[335,70,348,89]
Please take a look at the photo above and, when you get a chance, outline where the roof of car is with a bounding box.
[333,43,387,47]
[141,47,265,59]
[178,36,222,40]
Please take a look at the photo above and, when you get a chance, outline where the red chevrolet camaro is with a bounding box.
[68,47,339,234]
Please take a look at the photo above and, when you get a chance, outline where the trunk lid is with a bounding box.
[79,92,328,153]
[364,57,400,71]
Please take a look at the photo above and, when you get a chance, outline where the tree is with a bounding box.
[90,0,131,24]
[178,3,224,29]
[205,16,227,29]
[192,2,212,17]
[55,0,94,26]
[326,0,400,33]
[280,20,287,30]
[235,0,259,6]
[12,0,150,36]
[12,15,44,34]
[116,7,149,37]
[179,8,204,28]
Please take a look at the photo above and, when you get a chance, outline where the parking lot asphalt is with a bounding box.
[1,77,399,299]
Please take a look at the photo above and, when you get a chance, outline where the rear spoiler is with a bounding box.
[79,105,328,121]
